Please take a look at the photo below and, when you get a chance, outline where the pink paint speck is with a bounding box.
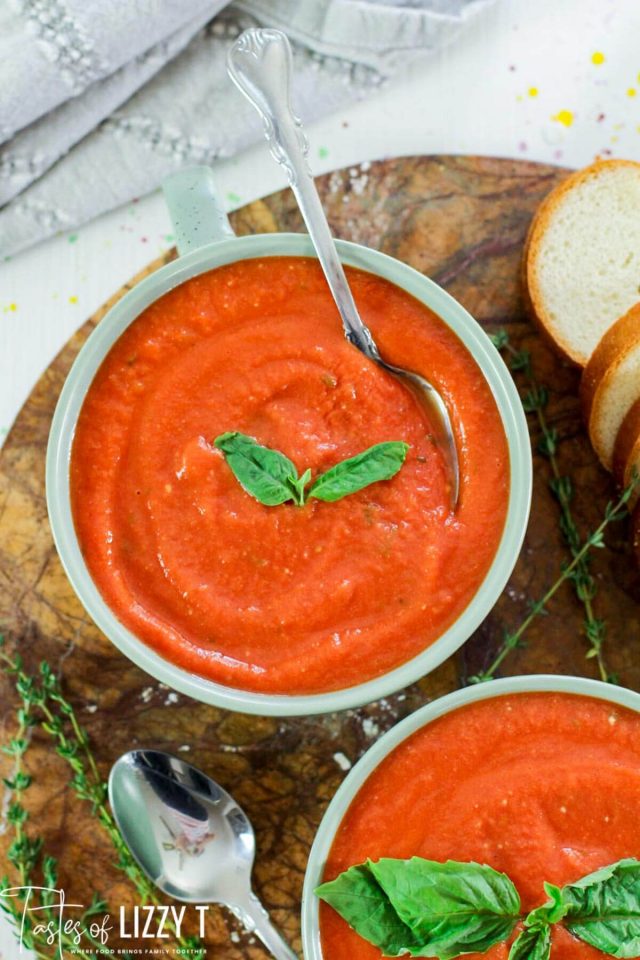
[553,149,564,160]
[518,141,527,152]
[597,113,606,122]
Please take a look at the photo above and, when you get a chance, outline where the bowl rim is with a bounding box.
[300,674,640,959]
[46,232,532,716]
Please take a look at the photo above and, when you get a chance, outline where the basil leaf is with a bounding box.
[289,467,312,507]
[560,858,640,958]
[369,858,520,959]
[524,883,568,928]
[508,925,551,960]
[315,862,422,957]
[214,432,300,506]
[309,442,410,503]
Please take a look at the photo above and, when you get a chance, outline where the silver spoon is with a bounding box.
[109,750,297,959]
[227,28,460,507]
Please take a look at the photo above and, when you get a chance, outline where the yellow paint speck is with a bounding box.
[69,295,78,304]
[591,51,605,65]
[628,88,637,98]
[9,303,16,311]
[552,109,574,127]
[516,94,523,103]
[528,86,539,98]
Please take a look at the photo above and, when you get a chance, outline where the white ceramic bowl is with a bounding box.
[46,167,532,716]
[301,674,640,957]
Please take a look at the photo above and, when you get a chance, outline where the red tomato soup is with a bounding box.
[70,257,508,694]
[320,693,640,960]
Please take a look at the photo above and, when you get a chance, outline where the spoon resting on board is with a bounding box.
[227,27,460,508]
[109,750,298,959]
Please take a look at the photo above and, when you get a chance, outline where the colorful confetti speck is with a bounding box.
[164,234,175,243]
[552,109,574,127]
[68,233,78,243]
[69,295,78,304]
[528,87,538,98]
[227,191,241,204]
[318,146,329,159]
[591,52,605,66]
[627,88,637,98]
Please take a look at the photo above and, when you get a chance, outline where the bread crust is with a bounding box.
[524,159,640,367]
[580,303,640,469]
[613,395,640,492]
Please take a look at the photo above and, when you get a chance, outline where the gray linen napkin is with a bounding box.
[0,0,495,257]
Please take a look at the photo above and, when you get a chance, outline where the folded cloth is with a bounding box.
[0,0,495,257]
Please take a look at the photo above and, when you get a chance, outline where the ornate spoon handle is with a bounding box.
[227,27,377,356]
[230,890,298,960]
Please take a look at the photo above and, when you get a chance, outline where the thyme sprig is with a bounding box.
[0,653,109,960]
[470,464,639,683]
[0,643,206,959]
[489,329,619,681]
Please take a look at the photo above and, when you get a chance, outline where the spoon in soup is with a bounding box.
[227,28,459,507]
[109,749,297,959]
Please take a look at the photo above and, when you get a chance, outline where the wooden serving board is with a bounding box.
[1,156,640,957]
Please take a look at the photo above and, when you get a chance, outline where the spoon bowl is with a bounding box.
[109,750,297,958]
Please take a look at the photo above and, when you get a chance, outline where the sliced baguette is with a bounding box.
[613,395,640,506]
[581,304,640,470]
[525,159,640,366]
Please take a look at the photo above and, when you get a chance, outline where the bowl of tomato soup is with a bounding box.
[302,675,640,960]
[46,166,531,715]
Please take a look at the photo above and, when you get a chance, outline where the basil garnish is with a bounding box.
[214,433,409,506]
[308,442,409,503]
[316,857,640,960]
[213,432,303,506]
[316,863,422,957]
[561,859,640,958]
[509,924,551,960]
[524,883,567,929]
[317,859,520,960]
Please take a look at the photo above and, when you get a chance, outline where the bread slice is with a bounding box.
[613,395,640,506]
[581,304,640,470]
[525,159,640,366]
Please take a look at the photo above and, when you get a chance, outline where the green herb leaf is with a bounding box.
[214,432,301,506]
[309,442,409,503]
[560,858,640,957]
[369,858,520,959]
[318,858,520,960]
[525,883,568,927]
[289,468,312,507]
[508,924,551,960]
[316,862,422,957]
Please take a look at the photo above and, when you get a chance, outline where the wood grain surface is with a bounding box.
[1,156,639,958]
